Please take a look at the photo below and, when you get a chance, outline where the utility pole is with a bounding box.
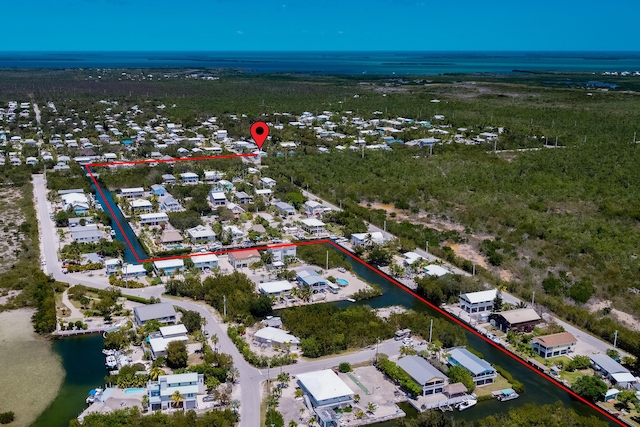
[555,136,558,147]
[614,330,618,349]
[494,139,497,153]
[634,132,637,144]
[383,220,386,235]
[532,291,535,306]
[425,241,429,254]
[429,319,433,343]
[223,295,226,317]
[361,144,364,159]
[326,250,329,270]
[472,263,475,276]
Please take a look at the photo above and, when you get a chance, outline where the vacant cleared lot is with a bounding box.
[0,187,27,274]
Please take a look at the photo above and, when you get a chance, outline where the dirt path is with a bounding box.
[61,289,84,319]
[32,102,41,125]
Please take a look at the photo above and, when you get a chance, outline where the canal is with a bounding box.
[326,244,617,426]
[32,334,106,427]
[92,183,149,264]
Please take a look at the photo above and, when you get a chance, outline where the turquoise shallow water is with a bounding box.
[2,51,639,74]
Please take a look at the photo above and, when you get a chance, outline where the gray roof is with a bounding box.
[71,226,103,240]
[262,316,283,328]
[448,348,495,376]
[81,253,102,265]
[397,355,445,385]
[590,353,629,375]
[151,184,165,191]
[134,303,177,322]
[275,201,295,211]
[162,174,176,181]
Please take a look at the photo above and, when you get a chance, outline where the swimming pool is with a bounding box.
[336,278,349,286]
[124,388,146,394]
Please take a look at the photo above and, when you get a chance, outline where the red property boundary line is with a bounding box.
[85,155,623,425]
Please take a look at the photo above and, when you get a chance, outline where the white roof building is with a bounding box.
[259,280,294,296]
[254,326,300,346]
[424,264,449,277]
[297,370,354,408]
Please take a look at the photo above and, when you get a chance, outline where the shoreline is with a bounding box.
[0,308,64,427]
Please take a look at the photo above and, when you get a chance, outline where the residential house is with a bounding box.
[121,263,147,278]
[204,170,222,183]
[259,280,294,298]
[159,195,182,212]
[147,373,204,411]
[591,354,637,389]
[130,199,153,212]
[160,229,183,245]
[490,308,541,333]
[71,224,102,243]
[61,192,90,215]
[254,326,300,347]
[150,184,166,196]
[301,218,325,235]
[153,259,184,276]
[267,244,297,264]
[397,355,447,396]
[134,302,177,326]
[162,174,177,184]
[275,201,296,216]
[187,224,216,244]
[297,369,353,408]
[235,191,253,204]
[350,232,384,247]
[531,332,577,359]
[260,177,276,188]
[447,347,497,386]
[105,258,122,275]
[255,188,272,198]
[222,225,244,241]
[226,202,245,215]
[228,249,261,269]
[139,212,169,226]
[209,191,227,206]
[424,264,449,277]
[304,200,325,217]
[297,268,326,291]
[403,252,424,266]
[192,253,219,270]
[459,289,498,314]
[120,187,144,199]
[180,172,199,184]
[148,324,189,359]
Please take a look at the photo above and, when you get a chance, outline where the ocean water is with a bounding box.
[0,51,639,74]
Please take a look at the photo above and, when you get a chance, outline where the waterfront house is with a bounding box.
[267,244,297,263]
[153,259,184,276]
[187,224,216,244]
[255,188,272,198]
[397,355,446,396]
[105,258,122,275]
[591,354,636,388]
[350,232,384,247]
[139,212,169,226]
[459,289,498,314]
[296,268,326,291]
[192,253,219,270]
[275,201,296,216]
[403,251,424,266]
[490,308,541,333]
[447,347,497,386]
[228,249,261,269]
[159,195,182,212]
[424,264,449,277]
[204,170,222,183]
[531,332,577,359]
[120,187,144,199]
[149,324,189,359]
[134,303,177,326]
[61,192,90,215]
[259,280,294,298]
[160,229,183,245]
[130,199,152,212]
[147,372,204,411]
[71,224,102,243]
[301,218,325,235]
[297,369,353,408]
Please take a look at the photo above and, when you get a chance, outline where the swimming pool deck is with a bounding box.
[78,388,143,422]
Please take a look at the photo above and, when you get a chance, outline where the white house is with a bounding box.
[297,370,353,408]
[121,263,147,278]
[105,258,122,275]
[120,187,144,199]
[304,200,325,217]
[71,224,102,243]
[259,280,294,298]
[260,177,276,188]
[254,326,300,347]
[301,218,325,235]
[424,264,449,277]
[209,191,227,206]
[192,253,219,270]
[160,195,182,212]
[139,212,169,226]
[153,259,184,276]
[187,224,216,243]
[148,324,189,359]
[267,244,297,263]
[130,199,153,212]
[180,172,199,184]
[147,373,204,411]
[403,252,423,266]
[228,249,261,269]
[350,232,384,247]
[204,170,222,183]
[459,289,498,314]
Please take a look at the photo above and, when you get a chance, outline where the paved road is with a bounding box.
[32,102,41,125]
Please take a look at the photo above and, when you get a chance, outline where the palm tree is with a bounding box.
[308,415,318,426]
[515,301,528,309]
[149,366,164,381]
[367,402,376,413]
[211,333,219,352]
[171,390,184,409]
[299,407,305,420]
[288,421,298,427]
[141,394,149,412]
[353,393,361,403]
[227,367,239,383]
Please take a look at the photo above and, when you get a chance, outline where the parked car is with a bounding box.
[202,395,217,403]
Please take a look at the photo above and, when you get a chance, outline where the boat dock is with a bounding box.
[407,392,477,412]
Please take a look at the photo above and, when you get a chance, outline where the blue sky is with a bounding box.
[3,0,639,51]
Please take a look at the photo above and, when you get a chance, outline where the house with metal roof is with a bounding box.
[296,268,326,290]
[297,369,353,408]
[397,355,447,396]
[301,218,325,235]
[275,201,296,216]
[447,347,497,386]
[153,259,184,276]
[254,326,300,347]
[133,302,177,326]
[187,224,216,243]
[591,353,636,388]
[259,280,294,298]
[147,372,204,411]
[531,332,577,358]
[191,253,218,270]
[71,224,103,243]
[459,289,498,314]
[490,308,541,333]
[139,212,169,226]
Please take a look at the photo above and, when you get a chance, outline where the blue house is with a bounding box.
[150,184,166,196]
[123,139,133,146]
[447,348,497,386]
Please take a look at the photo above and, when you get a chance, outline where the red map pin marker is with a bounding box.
[250,121,269,149]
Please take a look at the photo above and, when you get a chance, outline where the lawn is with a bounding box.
[559,368,593,386]
[474,374,512,397]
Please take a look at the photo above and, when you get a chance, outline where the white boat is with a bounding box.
[105,355,117,369]
[457,399,477,411]
[346,298,356,302]
[102,349,115,355]
[110,229,116,236]
[86,388,103,404]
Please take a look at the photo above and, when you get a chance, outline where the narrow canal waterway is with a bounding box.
[92,183,148,264]
[31,334,105,427]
